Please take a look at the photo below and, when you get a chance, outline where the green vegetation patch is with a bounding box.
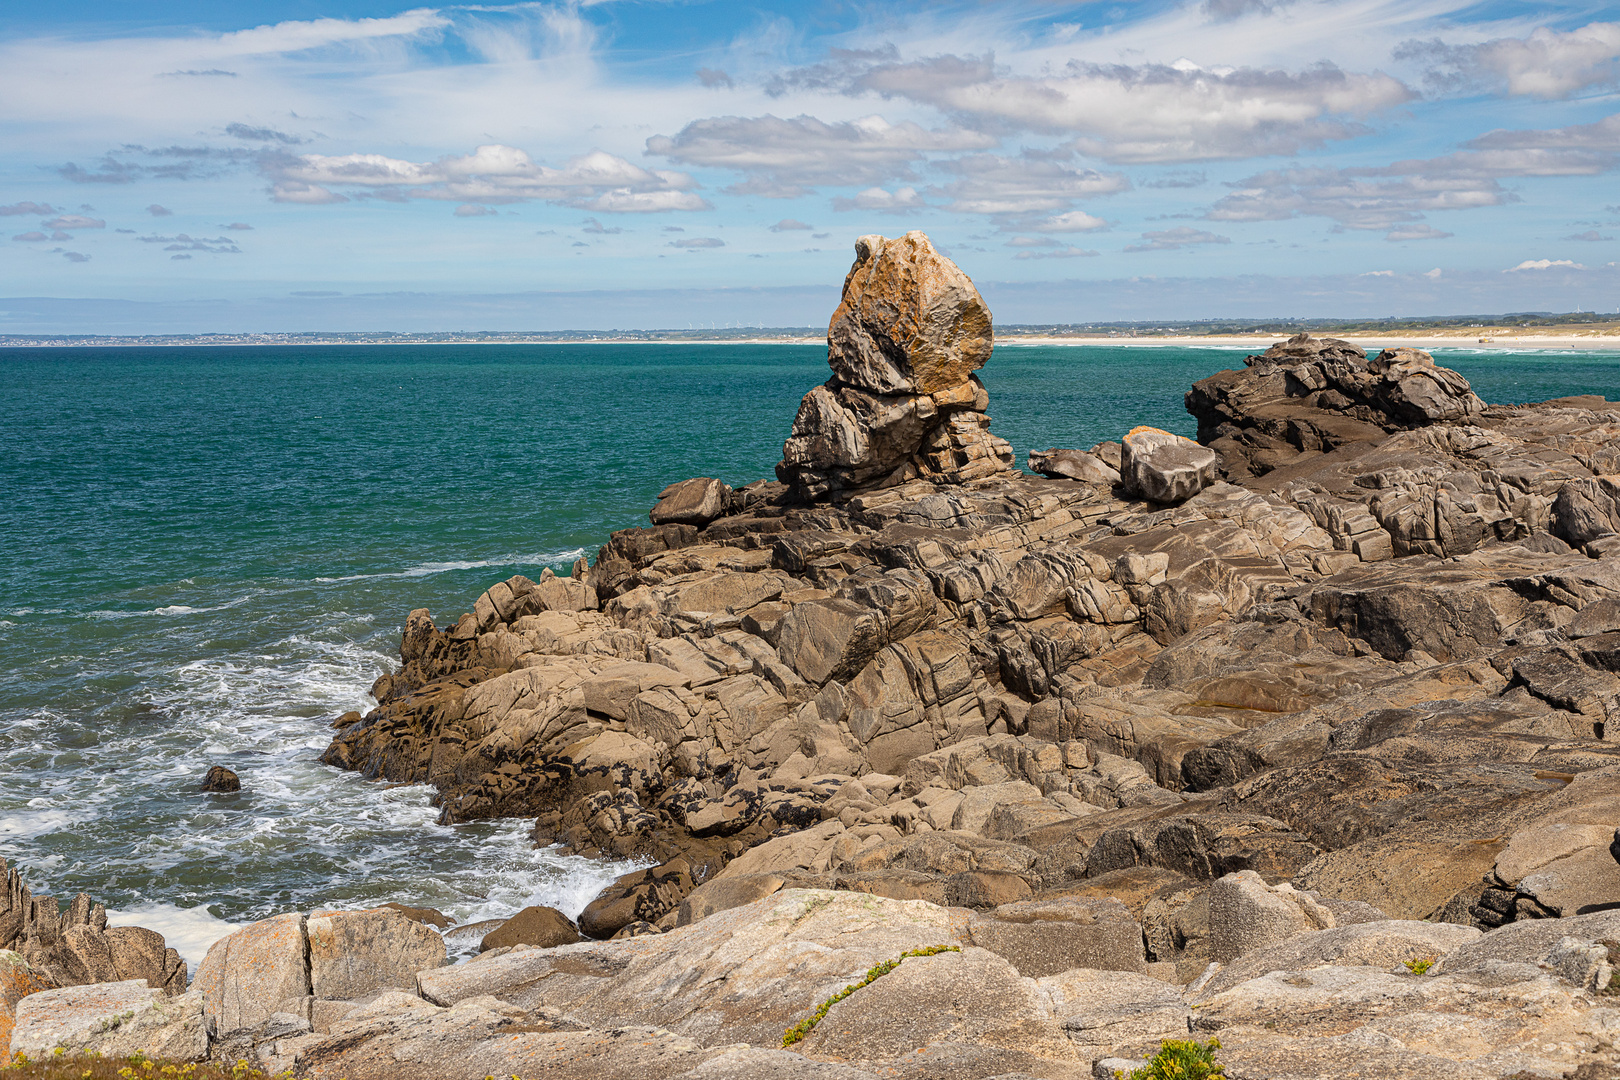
[781,945,961,1047]
[1120,1038,1225,1080]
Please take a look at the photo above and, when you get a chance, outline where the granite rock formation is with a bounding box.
[27,890,1619,1079]
[301,234,1620,1077]
[776,232,1015,499]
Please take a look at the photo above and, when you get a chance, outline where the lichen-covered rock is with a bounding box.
[1120,426,1218,504]
[778,232,1013,499]
[9,982,207,1063]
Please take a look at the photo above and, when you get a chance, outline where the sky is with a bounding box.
[2,0,1619,333]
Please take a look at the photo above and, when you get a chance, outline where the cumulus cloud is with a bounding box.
[780,50,1412,163]
[1506,258,1585,271]
[138,233,242,253]
[1007,209,1109,233]
[226,123,304,144]
[670,237,724,248]
[1124,226,1231,252]
[44,215,105,230]
[1424,268,1442,279]
[268,144,705,213]
[647,114,994,196]
[1398,22,1620,100]
[1208,166,1510,235]
[769,219,812,231]
[0,202,56,216]
[1385,223,1452,241]
[933,154,1129,215]
[1013,245,1098,259]
[831,186,926,212]
[270,181,350,204]
[1203,0,1294,19]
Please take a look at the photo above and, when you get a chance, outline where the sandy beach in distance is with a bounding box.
[996,329,1620,350]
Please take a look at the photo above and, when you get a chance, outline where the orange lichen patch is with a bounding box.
[0,956,56,1067]
[1126,425,1187,441]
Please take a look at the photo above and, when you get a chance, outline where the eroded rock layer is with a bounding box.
[322,237,1620,1008]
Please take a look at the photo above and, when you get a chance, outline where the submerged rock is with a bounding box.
[201,764,240,792]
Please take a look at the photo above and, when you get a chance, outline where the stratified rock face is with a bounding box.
[1120,426,1218,504]
[1187,332,1487,481]
[778,232,1014,500]
[0,860,186,997]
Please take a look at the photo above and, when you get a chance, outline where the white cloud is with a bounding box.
[454,204,497,217]
[1385,223,1452,241]
[933,154,1129,215]
[670,237,724,248]
[769,218,812,231]
[1398,22,1620,100]
[1208,165,1509,234]
[1013,209,1109,233]
[1423,267,1442,279]
[43,215,105,229]
[1125,226,1231,252]
[1360,270,1395,276]
[646,114,994,195]
[269,181,349,204]
[804,52,1412,163]
[214,9,451,57]
[831,186,927,212]
[1505,258,1585,272]
[1013,245,1098,259]
[271,145,706,213]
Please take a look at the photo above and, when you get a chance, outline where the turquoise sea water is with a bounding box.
[3,342,1617,963]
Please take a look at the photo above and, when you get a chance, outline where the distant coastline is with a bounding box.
[3,315,1618,350]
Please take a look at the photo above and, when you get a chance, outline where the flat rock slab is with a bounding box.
[193,911,310,1034]
[421,889,970,1050]
[10,981,207,1062]
[308,908,447,999]
[968,897,1146,976]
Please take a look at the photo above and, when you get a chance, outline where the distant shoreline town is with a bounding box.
[2,310,1617,349]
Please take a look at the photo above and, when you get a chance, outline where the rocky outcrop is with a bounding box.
[0,860,186,997]
[776,232,1014,499]
[42,889,1614,1079]
[319,233,1620,1005]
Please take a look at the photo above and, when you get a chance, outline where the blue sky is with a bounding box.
[2,0,1619,332]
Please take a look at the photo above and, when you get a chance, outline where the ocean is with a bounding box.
[3,341,1617,966]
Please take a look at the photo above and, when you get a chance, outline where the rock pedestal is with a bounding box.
[777,232,1014,500]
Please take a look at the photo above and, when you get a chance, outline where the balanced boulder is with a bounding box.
[777,232,1014,499]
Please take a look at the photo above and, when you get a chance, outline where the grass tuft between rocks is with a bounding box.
[3,1052,306,1080]
[1119,1038,1225,1080]
[781,945,961,1047]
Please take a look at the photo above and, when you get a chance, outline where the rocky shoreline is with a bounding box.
[6,232,1619,1078]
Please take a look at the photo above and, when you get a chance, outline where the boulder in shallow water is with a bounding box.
[479,906,580,952]
[201,765,240,792]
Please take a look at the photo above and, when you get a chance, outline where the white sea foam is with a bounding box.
[106,904,242,973]
[0,809,76,839]
[312,549,587,584]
